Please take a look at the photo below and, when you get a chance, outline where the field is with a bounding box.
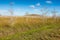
[0,16,60,40]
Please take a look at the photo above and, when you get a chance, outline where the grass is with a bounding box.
[0,17,60,40]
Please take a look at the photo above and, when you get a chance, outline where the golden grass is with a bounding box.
[0,16,60,40]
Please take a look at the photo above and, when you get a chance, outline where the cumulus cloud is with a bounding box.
[0,10,10,15]
[29,3,41,9]
[46,0,52,4]
[36,3,40,6]
[29,5,35,9]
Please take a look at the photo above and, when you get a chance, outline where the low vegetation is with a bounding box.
[0,16,60,40]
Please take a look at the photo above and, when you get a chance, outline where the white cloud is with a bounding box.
[34,9,39,12]
[0,10,7,12]
[36,3,40,6]
[0,10,8,14]
[46,1,52,4]
[29,5,35,9]
[0,10,10,16]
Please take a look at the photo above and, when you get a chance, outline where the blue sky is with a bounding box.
[0,0,60,16]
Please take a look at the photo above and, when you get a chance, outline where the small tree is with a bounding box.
[25,12,29,23]
[25,12,29,16]
[9,2,14,26]
[40,7,48,24]
[0,14,1,17]
[51,8,57,22]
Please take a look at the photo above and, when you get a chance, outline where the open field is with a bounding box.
[0,16,60,40]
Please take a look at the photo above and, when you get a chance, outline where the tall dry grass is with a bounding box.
[0,16,60,40]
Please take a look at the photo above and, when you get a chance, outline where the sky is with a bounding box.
[0,0,60,16]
